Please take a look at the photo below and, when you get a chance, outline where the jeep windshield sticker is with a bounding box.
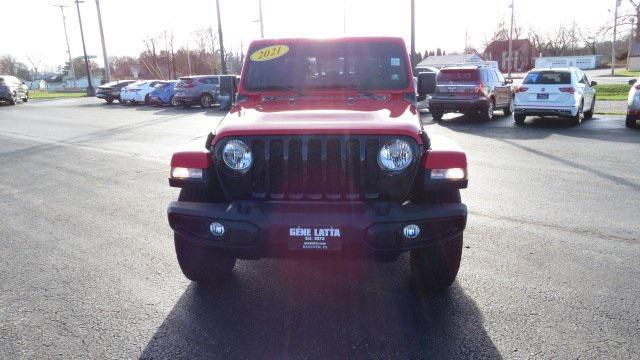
[250,45,290,62]
[289,226,341,250]
[390,57,401,66]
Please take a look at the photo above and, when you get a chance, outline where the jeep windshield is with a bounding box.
[243,41,410,92]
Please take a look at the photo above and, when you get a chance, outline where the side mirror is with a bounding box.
[629,79,637,86]
[590,81,597,87]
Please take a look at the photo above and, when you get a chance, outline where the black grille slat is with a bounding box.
[307,139,322,199]
[346,139,360,199]
[269,140,285,199]
[326,139,341,199]
[288,139,303,199]
[251,140,266,198]
[364,139,380,199]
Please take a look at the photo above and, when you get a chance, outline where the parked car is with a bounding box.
[167,37,469,293]
[172,75,238,109]
[429,65,514,121]
[148,80,178,106]
[514,68,596,125]
[120,80,162,105]
[96,80,136,104]
[0,75,29,105]
[625,78,640,129]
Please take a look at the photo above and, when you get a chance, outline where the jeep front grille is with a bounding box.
[214,136,420,201]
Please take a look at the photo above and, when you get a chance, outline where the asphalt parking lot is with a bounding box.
[0,98,639,359]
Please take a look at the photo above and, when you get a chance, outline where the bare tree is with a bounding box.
[25,53,43,80]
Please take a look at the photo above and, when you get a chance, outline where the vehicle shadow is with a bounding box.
[140,259,501,359]
[424,112,639,144]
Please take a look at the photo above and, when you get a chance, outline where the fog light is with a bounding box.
[209,222,225,236]
[403,224,420,239]
[430,167,466,180]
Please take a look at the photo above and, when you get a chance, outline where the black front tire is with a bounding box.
[503,98,514,116]
[411,235,463,293]
[106,98,114,104]
[174,234,236,284]
[573,100,584,125]
[411,190,463,293]
[514,113,526,125]
[431,110,444,121]
[584,97,595,120]
[174,188,236,284]
[481,99,495,121]
[626,114,638,129]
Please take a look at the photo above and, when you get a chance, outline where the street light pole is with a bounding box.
[54,5,77,88]
[410,0,416,70]
[75,0,95,96]
[508,0,514,78]
[612,0,620,76]
[215,0,227,74]
[258,0,264,38]
[95,0,110,83]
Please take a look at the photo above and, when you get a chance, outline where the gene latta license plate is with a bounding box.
[287,226,342,251]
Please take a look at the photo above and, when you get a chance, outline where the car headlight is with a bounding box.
[378,139,413,171]
[222,139,252,171]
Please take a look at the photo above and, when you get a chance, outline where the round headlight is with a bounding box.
[222,140,252,171]
[378,139,413,171]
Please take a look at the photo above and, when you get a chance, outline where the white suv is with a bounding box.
[513,68,596,125]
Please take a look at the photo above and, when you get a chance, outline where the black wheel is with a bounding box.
[481,99,495,121]
[503,98,514,116]
[174,188,236,284]
[431,110,444,121]
[168,95,174,107]
[200,94,213,108]
[106,98,114,104]
[144,94,150,105]
[626,114,638,129]
[584,97,595,120]
[8,92,17,105]
[514,113,526,125]
[130,100,138,106]
[22,93,28,102]
[174,234,236,284]
[573,100,584,125]
[411,190,463,293]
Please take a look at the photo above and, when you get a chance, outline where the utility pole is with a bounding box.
[75,0,95,96]
[612,0,620,76]
[215,0,227,74]
[343,0,346,34]
[95,0,110,83]
[508,0,514,78]
[628,18,635,70]
[258,0,264,38]
[53,4,76,88]
[410,0,416,70]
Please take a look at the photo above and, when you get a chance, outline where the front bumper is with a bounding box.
[429,97,489,113]
[167,200,467,261]
[120,92,145,102]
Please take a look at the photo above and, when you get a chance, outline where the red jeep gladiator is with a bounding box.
[167,37,468,292]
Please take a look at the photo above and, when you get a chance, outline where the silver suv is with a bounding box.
[172,75,221,108]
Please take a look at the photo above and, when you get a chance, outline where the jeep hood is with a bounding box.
[211,99,424,145]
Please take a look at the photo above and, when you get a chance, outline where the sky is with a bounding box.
[0,0,627,71]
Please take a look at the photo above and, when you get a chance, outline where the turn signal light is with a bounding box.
[170,167,203,179]
[430,167,467,180]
